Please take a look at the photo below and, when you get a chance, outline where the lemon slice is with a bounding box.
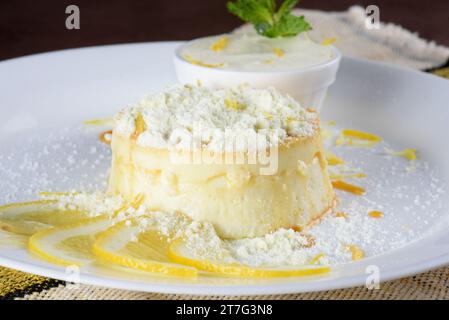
[168,240,330,278]
[0,229,27,247]
[28,215,113,266]
[92,219,197,278]
[332,180,366,195]
[0,200,87,236]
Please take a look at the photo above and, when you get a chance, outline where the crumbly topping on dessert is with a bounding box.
[226,228,314,266]
[113,84,318,152]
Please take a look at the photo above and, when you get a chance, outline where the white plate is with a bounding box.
[0,42,448,295]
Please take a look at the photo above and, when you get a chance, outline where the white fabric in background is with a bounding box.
[235,6,449,70]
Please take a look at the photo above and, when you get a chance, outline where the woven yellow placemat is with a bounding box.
[0,266,63,300]
[10,266,449,300]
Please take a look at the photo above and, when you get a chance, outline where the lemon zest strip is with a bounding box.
[272,48,285,57]
[321,37,337,46]
[308,253,325,265]
[131,113,146,140]
[346,244,365,261]
[385,148,417,161]
[342,129,381,142]
[329,172,367,180]
[210,36,229,52]
[326,151,344,166]
[336,129,382,147]
[332,180,366,196]
[82,118,113,126]
[184,55,224,68]
[368,210,384,218]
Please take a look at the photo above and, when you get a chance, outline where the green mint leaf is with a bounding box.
[227,0,274,26]
[265,14,311,38]
[275,0,297,20]
[262,0,276,13]
[227,0,311,38]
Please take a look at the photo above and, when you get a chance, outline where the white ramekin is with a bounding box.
[173,42,341,112]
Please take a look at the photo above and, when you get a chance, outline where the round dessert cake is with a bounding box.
[109,84,335,239]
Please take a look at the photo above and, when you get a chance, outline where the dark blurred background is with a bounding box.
[1,0,448,61]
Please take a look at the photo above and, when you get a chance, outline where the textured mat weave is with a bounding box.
[235,6,449,70]
[14,266,449,300]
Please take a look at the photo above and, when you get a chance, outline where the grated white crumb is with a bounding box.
[113,84,318,152]
[56,192,125,217]
[226,228,312,266]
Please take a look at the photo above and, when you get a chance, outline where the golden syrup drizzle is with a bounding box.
[331,180,366,196]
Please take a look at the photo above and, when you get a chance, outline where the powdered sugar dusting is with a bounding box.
[0,125,110,203]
